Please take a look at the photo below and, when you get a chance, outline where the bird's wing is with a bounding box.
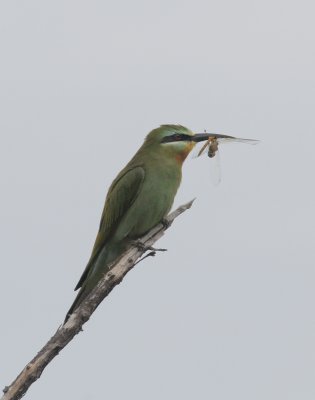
[74,166,145,290]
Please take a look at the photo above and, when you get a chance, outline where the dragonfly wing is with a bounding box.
[191,140,210,158]
[209,149,222,186]
[217,138,260,145]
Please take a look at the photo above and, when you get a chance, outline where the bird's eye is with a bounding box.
[160,133,186,144]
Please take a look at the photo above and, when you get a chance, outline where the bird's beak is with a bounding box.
[191,133,211,142]
[192,133,236,142]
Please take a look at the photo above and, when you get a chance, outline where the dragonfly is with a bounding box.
[193,132,259,185]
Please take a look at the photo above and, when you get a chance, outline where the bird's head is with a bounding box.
[144,124,211,163]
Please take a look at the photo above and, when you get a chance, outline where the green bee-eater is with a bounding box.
[65,125,211,321]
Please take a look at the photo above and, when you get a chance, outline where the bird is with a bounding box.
[64,124,210,322]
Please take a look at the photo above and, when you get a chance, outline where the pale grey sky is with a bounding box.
[1,1,314,399]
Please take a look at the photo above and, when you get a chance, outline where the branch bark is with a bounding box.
[2,200,195,400]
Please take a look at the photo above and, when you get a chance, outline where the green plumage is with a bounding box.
[65,125,195,321]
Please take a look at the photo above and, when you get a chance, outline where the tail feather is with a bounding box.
[64,286,89,322]
[64,240,127,323]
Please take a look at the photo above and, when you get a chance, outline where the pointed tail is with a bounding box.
[64,240,127,323]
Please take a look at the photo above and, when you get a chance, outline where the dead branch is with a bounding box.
[2,200,195,400]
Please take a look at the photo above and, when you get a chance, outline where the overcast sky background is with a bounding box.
[1,1,314,399]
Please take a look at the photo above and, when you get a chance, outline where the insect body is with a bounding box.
[208,138,218,158]
[197,137,219,158]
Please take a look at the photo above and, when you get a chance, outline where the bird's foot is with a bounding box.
[133,245,167,266]
[131,240,167,253]
[131,239,147,252]
[147,246,167,252]
[161,218,172,229]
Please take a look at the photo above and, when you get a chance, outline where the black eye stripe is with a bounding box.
[161,133,192,143]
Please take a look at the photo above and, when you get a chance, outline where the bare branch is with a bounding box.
[2,200,195,400]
